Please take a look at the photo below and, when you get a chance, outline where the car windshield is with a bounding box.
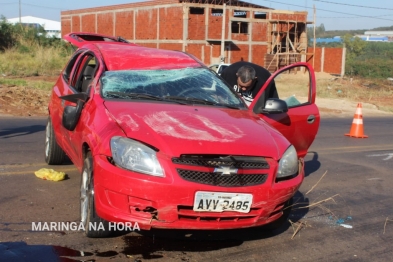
[101,68,246,109]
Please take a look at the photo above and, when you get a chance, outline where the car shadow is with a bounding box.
[304,151,321,177]
[0,124,46,139]
[119,191,310,259]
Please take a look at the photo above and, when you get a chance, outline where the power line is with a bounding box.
[319,14,393,19]
[23,3,65,10]
[260,0,393,22]
[313,0,393,11]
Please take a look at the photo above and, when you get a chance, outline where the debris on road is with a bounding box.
[34,168,66,181]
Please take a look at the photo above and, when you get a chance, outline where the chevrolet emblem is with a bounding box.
[214,166,238,176]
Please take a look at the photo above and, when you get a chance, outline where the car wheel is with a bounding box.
[80,152,111,238]
[262,198,293,231]
[45,117,65,165]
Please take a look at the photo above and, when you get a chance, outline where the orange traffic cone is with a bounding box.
[345,103,368,138]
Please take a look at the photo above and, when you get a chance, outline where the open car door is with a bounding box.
[249,62,320,158]
[63,32,135,48]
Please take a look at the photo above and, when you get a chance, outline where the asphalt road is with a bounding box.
[1,115,393,262]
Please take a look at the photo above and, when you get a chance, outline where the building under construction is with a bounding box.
[61,0,344,74]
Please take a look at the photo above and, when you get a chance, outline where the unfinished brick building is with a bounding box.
[61,0,345,74]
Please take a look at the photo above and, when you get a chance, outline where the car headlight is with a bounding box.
[110,136,164,177]
[277,145,298,179]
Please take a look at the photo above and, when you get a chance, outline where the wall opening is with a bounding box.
[211,9,223,16]
[231,21,248,34]
[233,10,247,18]
[254,12,267,19]
[190,7,204,15]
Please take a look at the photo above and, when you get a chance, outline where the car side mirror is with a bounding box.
[60,93,89,131]
[62,100,84,131]
[256,98,288,114]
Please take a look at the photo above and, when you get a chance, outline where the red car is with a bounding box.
[45,32,320,237]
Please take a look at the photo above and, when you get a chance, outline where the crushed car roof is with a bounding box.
[93,43,203,71]
[63,32,203,71]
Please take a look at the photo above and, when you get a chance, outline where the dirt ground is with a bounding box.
[0,74,392,118]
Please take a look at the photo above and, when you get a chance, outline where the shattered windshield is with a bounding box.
[101,68,246,109]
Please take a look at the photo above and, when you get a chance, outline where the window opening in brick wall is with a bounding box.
[231,21,248,34]
[233,10,247,18]
[254,12,267,19]
[211,9,223,16]
[190,7,204,15]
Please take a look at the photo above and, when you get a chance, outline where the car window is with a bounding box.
[209,65,219,72]
[70,54,98,93]
[101,68,247,108]
[274,66,311,107]
[63,52,82,85]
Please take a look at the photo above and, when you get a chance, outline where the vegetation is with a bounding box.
[307,24,393,79]
[0,16,72,78]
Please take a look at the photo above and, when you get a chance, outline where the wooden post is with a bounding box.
[313,5,316,68]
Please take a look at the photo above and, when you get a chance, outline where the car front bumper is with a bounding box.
[93,154,304,230]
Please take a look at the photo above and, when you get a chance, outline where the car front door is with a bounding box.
[249,62,320,158]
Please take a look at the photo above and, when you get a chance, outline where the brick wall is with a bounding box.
[307,47,322,72]
[188,11,205,40]
[252,22,268,42]
[251,45,267,65]
[60,3,343,73]
[136,9,158,39]
[307,47,344,75]
[81,14,95,33]
[230,44,249,63]
[71,16,81,32]
[98,13,114,36]
[159,7,183,40]
[323,48,343,75]
[159,43,183,51]
[115,11,134,39]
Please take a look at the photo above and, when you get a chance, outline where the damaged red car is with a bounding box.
[45,32,320,237]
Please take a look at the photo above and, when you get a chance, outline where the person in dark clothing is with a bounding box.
[220,61,278,106]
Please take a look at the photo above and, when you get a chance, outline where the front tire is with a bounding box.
[45,117,65,165]
[80,152,111,238]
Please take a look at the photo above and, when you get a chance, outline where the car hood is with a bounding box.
[104,101,284,159]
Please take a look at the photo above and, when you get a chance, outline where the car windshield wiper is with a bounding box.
[164,96,241,109]
[105,91,163,101]
[105,91,188,105]
[164,96,217,106]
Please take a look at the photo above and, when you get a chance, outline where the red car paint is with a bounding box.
[48,32,319,232]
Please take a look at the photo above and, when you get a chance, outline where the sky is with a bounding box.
[1,0,393,31]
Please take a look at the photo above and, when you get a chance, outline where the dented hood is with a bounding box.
[104,101,284,159]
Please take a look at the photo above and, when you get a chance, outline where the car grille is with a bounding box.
[172,155,269,169]
[177,169,267,187]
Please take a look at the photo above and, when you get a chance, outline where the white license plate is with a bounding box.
[193,191,253,213]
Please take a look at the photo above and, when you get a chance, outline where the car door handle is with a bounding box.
[307,115,315,124]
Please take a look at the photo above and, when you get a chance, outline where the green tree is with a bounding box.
[0,16,17,51]
[341,34,367,61]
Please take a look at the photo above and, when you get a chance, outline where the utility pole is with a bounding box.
[19,0,21,23]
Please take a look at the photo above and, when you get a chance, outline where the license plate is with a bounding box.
[193,191,253,213]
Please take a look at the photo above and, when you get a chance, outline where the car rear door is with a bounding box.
[249,62,320,158]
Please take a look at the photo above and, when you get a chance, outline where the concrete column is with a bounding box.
[157,8,160,48]
[183,5,189,52]
[321,47,325,73]
[113,12,116,36]
[341,47,346,77]
[220,4,226,62]
[133,11,136,40]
